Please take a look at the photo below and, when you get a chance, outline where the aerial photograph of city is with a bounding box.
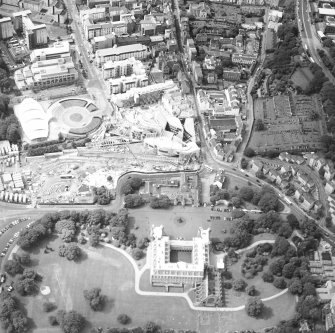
[1,0,335,332]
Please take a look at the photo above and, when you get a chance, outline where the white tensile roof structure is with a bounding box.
[14,98,49,142]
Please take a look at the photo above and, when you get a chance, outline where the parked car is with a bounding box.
[0,274,6,284]
[7,283,13,292]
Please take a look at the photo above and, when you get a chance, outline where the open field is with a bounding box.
[20,237,296,333]
[129,206,234,243]
[291,67,314,91]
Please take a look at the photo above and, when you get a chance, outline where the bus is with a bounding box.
[317,30,326,42]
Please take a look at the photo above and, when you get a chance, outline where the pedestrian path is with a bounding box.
[101,241,289,312]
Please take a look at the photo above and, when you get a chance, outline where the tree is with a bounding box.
[278,223,293,238]
[58,243,81,261]
[121,177,143,195]
[17,252,31,266]
[55,219,76,233]
[271,236,290,257]
[273,277,287,289]
[83,288,105,311]
[240,158,248,169]
[132,248,144,260]
[117,314,131,325]
[232,279,247,291]
[244,147,255,158]
[231,196,242,208]
[144,321,160,333]
[288,279,303,295]
[246,285,257,296]
[239,187,254,201]
[262,271,274,283]
[303,282,316,296]
[287,214,299,229]
[269,258,285,276]
[258,193,279,212]
[43,301,56,312]
[4,260,23,276]
[245,297,264,317]
[124,194,145,208]
[282,262,295,279]
[231,209,245,219]
[255,119,265,131]
[57,310,85,333]
[89,232,100,247]
[15,270,39,296]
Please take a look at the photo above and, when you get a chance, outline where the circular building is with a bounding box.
[48,97,103,138]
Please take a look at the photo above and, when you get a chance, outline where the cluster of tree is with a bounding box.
[305,63,329,95]
[121,177,143,195]
[242,244,272,278]
[58,243,82,261]
[4,259,23,276]
[0,291,29,333]
[232,185,280,213]
[0,114,21,144]
[55,219,76,242]
[93,186,112,205]
[27,144,62,156]
[50,310,85,333]
[124,194,145,208]
[232,279,247,291]
[265,23,299,80]
[223,216,253,249]
[83,288,106,311]
[149,195,171,209]
[96,321,162,333]
[210,185,229,205]
[18,209,131,249]
[317,49,332,69]
[15,269,41,296]
[245,297,264,317]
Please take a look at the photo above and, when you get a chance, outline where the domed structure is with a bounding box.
[14,98,49,143]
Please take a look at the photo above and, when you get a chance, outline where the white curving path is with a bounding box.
[101,241,289,312]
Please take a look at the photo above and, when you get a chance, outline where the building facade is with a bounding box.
[95,43,147,67]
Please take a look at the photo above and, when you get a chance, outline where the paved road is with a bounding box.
[298,0,335,84]
[62,0,113,116]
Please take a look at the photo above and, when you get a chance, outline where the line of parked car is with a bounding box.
[0,273,13,293]
[0,217,30,257]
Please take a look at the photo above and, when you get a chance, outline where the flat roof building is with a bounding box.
[14,56,78,90]
[150,225,210,287]
[30,41,70,62]
[95,43,147,67]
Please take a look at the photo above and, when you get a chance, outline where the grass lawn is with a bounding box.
[22,238,198,332]
[18,235,296,333]
[291,67,314,91]
[129,206,234,243]
[226,251,281,307]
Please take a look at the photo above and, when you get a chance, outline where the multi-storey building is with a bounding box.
[102,57,145,80]
[232,53,257,65]
[108,73,148,94]
[91,34,115,52]
[22,15,48,49]
[14,56,78,90]
[83,19,127,40]
[30,41,70,62]
[95,43,147,67]
[150,226,210,287]
[222,68,241,81]
[0,17,13,40]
